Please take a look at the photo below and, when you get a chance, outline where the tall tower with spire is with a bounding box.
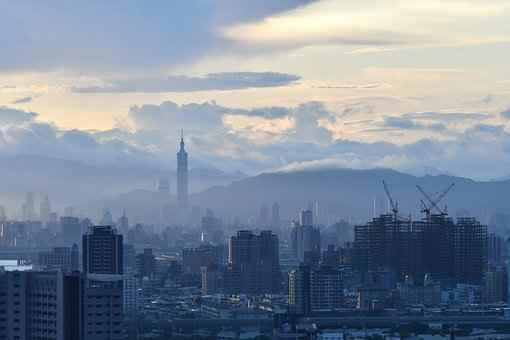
[177,129,189,209]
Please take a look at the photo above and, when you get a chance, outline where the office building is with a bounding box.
[288,264,343,315]
[123,273,140,314]
[310,266,343,312]
[82,225,124,340]
[182,244,224,274]
[38,244,79,271]
[271,202,281,229]
[483,265,507,303]
[83,225,123,275]
[21,192,36,221]
[288,264,311,315]
[488,233,505,266]
[117,211,129,235]
[177,130,189,210]
[61,216,81,245]
[454,218,488,284]
[40,195,51,224]
[0,206,5,222]
[136,248,156,279]
[201,263,223,295]
[0,270,81,340]
[225,230,281,295]
[291,210,321,266]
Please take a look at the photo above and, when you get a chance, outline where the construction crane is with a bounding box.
[382,180,399,218]
[416,183,455,215]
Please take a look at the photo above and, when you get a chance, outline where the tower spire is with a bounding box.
[180,129,185,150]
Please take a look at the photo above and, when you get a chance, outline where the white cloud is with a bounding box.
[222,0,510,52]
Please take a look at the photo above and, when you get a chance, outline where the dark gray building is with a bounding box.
[82,225,124,340]
[37,244,79,271]
[0,270,81,340]
[225,230,281,295]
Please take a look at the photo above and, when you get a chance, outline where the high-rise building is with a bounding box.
[291,210,321,266]
[310,265,343,312]
[288,264,343,315]
[488,232,505,266]
[38,244,79,271]
[83,225,123,275]
[225,230,281,295]
[156,178,170,194]
[454,217,488,284]
[177,130,189,210]
[100,208,113,226]
[483,265,507,303]
[0,271,81,340]
[182,244,224,274]
[288,264,311,315]
[201,263,222,295]
[123,273,140,314]
[271,202,281,229]
[21,192,36,221]
[0,205,5,222]
[117,210,129,235]
[82,225,124,340]
[136,248,156,279]
[354,213,487,285]
[40,195,51,224]
[61,216,82,245]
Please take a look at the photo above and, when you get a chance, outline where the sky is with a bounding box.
[1,0,510,180]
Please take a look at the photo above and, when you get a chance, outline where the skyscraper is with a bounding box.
[177,129,189,210]
[82,225,124,340]
[22,191,36,221]
[0,271,81,340]
[40,195,51,224]
[291,210,321,266]
[225,230,281,294]
[83,225,123,275]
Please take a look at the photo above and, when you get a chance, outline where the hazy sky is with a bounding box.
[1,0,510,179]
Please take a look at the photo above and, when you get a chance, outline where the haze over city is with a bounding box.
[0,2,510,340]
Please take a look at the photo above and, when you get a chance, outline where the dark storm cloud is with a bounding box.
[72,72,301,93]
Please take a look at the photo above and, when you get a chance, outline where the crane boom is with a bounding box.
[416,183,455,215]
[416,184,444,214]
[382,180,398,215]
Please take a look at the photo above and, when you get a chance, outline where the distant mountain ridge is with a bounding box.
[0,154,244,216]
[190,168,506,225]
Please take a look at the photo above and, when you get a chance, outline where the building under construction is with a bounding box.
[353,182,487,286]
[354,213,425,283]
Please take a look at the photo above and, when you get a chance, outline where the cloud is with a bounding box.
[72,72,301,93]
[501,108,510,119]
[0,1,315,72]
[0,99,509,180]
[0,107,37,125]
[221,0,510,53]
[10,96,32,105]
[312,83,389,89]
[402,111,490,123]
[381,116,447,131]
